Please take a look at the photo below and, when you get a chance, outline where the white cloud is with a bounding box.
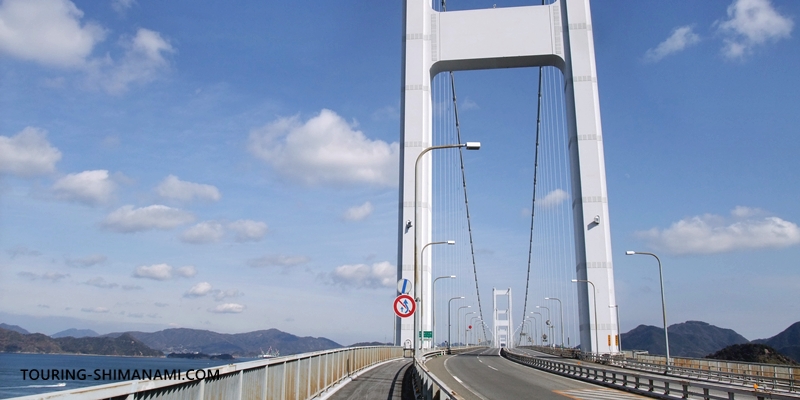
[52,170,115,205]
[93,28,174,94]
[102,205,194,233]
[18,271,69,282]
[644,25,701,62]
[66,254,107,267]
[0,0,106,67]
[539,189,569,208]
[214,289,243,301]
[184,282,212,297]
[248,109,399,186]
[460,97,479,111]
[248,254,310,268]
[111,0,136,15]
[81,307,109,313]
[227,220,268,242]
[330,261,395,289]
[343,201,374,221]
[156,175,221,202]
[0,127,62,177]
[716,0,793,59]
[180,221,225,244]
[85,277,118,289]
[371,105,399,121]
[7,245,42,258]
[175,265,197,278]
[132,264,173,280]
[209,303,245,314]
[636,207,800,255]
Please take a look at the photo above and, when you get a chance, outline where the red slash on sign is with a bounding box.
[393,294,415,318]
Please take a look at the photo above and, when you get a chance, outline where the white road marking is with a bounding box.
[554,388,649,399]
[487,365,498,371]
[453,376,463,383]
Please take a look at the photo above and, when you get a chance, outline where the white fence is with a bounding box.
[10,346,402,400]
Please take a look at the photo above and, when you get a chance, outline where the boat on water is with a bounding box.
[258,347,280,358]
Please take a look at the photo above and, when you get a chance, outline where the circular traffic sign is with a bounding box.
[393,294,416,318]
[397,279,412,295]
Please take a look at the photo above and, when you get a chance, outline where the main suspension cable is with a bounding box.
[447,71,488,341]
[519,65,545,345]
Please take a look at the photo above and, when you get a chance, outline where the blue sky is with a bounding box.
[1,0,798,347]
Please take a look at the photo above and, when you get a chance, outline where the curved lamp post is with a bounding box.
[419,241,454,349]
[462,311,476,347]
[432,275,456,347]
[447,297,464,353]
[528,312,542,346]
[572,279,598,356]
[545,297,564,348]
[469,316,481,345]
[455,305,471,348]
[536,305,553,347]
[626,250,669,368]
[531,312,543,346]
[413,142,480,356]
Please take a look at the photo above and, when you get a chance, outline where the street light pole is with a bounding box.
[626,251,669,368]
[531,312,543,346]
[448,297,464,353]
[572,279,599,356]
[470,317,481,346]
[528,316,538,346]
[536,306,553,347]
[432,275,456,347]
[456,305,471,348]
[609,304,622,354]
[419,241,454,349]
[545,297,564,348]
[413,143,480,357]
[463,311,476,347]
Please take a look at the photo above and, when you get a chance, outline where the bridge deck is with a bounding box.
[425,347,650,400]
[325,358,411,400]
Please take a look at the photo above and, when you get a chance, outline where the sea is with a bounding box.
[0,353,253,399]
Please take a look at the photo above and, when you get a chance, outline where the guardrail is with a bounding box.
[522,345,799,393]
[10,346,402,400]
[504,348,800,400]
[410,347,482,400]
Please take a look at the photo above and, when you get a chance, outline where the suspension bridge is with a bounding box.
[17,0,800,399]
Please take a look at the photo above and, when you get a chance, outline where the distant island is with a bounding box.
[1,324,342,358]
[0,327,162,357]
[167,352,234,360]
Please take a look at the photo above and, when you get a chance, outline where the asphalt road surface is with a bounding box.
[425,347,651,400]
[326,358,411,400]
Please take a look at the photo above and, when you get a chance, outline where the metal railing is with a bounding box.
[522,345,799,393]
[10,346,402,400]
[504,348,800,400]
[629,355,798,388]
[410,348,479,400]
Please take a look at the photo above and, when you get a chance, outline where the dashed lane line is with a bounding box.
[554,388,649,400]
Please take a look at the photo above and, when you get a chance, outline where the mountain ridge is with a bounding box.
[103,327,342,356]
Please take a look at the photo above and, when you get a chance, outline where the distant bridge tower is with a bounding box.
[396,0,618,354]
[493,288,513,348]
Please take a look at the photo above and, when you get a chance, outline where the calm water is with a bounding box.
[0,353,250,399]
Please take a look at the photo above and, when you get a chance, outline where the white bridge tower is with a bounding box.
[397,0,618,354]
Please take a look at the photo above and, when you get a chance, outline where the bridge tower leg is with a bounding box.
[397,0,618,354]
[493,288,513,348]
